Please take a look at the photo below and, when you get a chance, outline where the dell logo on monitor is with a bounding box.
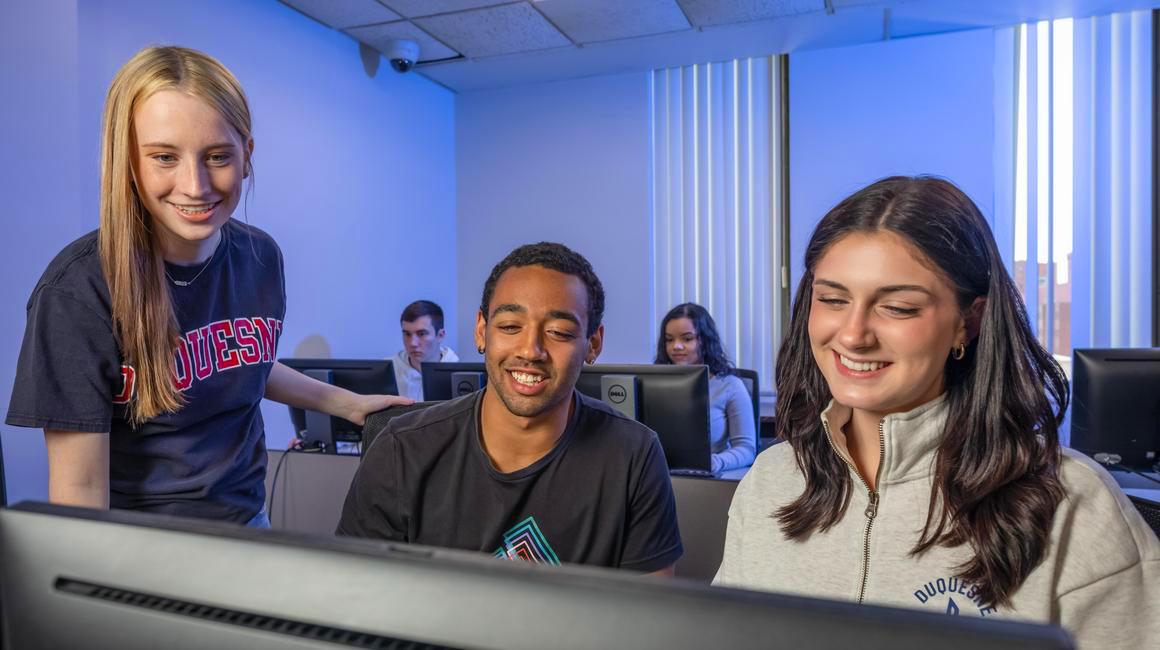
[608,385,627,403]
[456,380,474,396]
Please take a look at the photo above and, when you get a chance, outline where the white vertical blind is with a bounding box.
[651,57,787,389]
[996,11,1153,361]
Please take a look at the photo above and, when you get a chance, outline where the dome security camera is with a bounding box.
[384,39,420,73]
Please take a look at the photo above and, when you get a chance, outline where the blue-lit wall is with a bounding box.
[0,0,455,504]
[3,3,1128,505]
[455,30,1002,365]
[789,29,998,289]
[454,73,656,364]
[0,0,84,507]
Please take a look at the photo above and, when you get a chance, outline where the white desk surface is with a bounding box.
[718,466,749,481]
[1108,467,1160,503]
[1122,487,1160,503]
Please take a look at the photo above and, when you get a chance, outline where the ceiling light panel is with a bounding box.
[383,0,510,18]
[536,0,691,44]
[280,0,401,29]
[416,3,572,58]
[677,0,827,27]
[346,21,460,61]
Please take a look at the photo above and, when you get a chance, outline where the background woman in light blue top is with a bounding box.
[654,303,757,472]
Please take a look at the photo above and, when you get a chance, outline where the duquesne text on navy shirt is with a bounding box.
[114,316,283,404]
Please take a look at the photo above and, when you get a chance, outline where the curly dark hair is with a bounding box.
[774,176,1068,608]
[479,242,605,337]
[654,303,734,376]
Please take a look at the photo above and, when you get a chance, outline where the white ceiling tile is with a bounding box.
[383,0,511,18]
[280,0,401,29]
[536,0,692,43]
[283,0,1160,92]
[346,21,460,61]
[677,0,827,27]
[416,3,573,58]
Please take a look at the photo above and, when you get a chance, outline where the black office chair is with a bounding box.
[362,402,437,452]
[1129,495,1160,538]
[671,475,740,581]
[732,368,760,432]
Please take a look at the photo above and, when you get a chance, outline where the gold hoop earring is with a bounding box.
[951,342,966,361]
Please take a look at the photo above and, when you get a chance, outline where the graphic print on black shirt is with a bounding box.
[337,390,683,572]
[492,516,560,565]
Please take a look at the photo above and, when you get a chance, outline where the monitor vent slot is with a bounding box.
[55,577,459,649]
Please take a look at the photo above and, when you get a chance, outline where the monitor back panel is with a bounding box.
[576,365,711,471]
[0,503,1073,650]
[1071,348,1160,466]
[281,359,399,447]
[421,362,488,401]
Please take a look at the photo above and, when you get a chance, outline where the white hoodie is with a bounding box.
[714,396,1160,648]
[392,346,459,401]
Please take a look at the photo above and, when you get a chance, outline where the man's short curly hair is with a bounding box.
[479,242,605,337]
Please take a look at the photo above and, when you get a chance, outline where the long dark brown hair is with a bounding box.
[654,303,734,376]
[774,176,1068,607]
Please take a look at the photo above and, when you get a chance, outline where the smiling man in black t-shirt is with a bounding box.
[337,242,682,574]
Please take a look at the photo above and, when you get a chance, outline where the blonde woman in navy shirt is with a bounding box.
[6,46,409,526]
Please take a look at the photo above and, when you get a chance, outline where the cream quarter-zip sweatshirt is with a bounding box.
[714,396,1160,648]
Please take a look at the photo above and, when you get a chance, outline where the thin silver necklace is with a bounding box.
[164,245,216,287]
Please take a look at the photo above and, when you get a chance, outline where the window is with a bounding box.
[650,57,788,388]
[997,11,1154,378]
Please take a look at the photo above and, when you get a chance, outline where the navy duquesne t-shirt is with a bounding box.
[337,390,684,572]
[6,220,285,523]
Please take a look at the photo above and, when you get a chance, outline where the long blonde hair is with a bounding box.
[99,46,253,423]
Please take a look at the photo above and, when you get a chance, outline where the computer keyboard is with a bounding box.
[669,468,717,478]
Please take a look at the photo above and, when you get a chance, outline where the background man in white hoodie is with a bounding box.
[392,300,458,400]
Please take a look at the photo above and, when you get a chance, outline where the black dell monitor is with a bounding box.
[0,502,1073,650]
[576,364,711,472]
[279,358,398,453]
[1071,348,1160,468]
[421,361,488,400]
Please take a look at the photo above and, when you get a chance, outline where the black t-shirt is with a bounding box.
[337,390,683,572]
[5,220,285,523]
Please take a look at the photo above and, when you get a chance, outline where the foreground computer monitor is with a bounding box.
[0,503,1072,650]
[1071,348,1160,468]
[279,358,398,453]
[421,361,487,400]
[576,364,711,471]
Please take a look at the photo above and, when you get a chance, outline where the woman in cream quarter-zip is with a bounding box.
[713,176,1159,649]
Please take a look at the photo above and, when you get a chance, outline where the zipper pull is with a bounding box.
[864,491,879,519]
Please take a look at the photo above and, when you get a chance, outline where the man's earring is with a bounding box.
[477,345,485,355]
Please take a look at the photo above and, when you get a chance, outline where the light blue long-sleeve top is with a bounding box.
[710,374,757,472]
